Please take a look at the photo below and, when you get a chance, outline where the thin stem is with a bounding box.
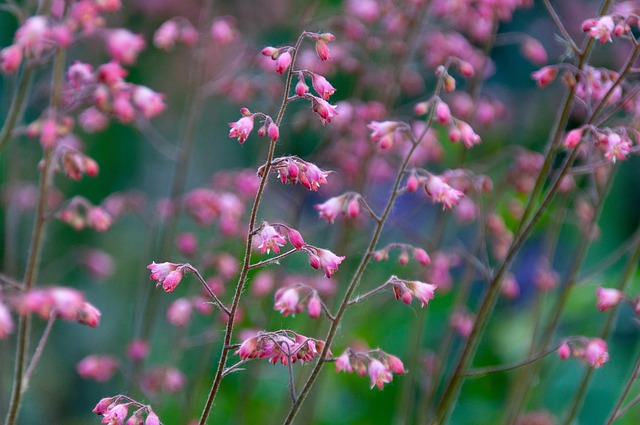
[346,281,390,306]
[464,348,557,378]
[541,0,581,55]
[607,364,640,425]
[4,46,65,425]
[197,32,307,425]
[0,67,34,152]
[188,266,231,316]
[22,314,56,386]
[248,249,297,270]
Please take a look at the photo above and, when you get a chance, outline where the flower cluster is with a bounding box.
[235,330,327,365]
[314,193,362,224]
[56,196,113,232]
[93,396,160,425]
[147,262,190,293]
[269,156,331,191]
[153,17,198,50]
[11,286,101,327]
[372,244,431,267]
[334,348,406,390]
[388,276,437,308]
[301,246,346,278]
[273,286,324,318]
[558,337,610,368]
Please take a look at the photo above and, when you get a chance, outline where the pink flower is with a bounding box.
[145,412,160,425]
[435,101,451,125]
[257,224,287,254]
[335,351,353,373]
[0,45,23,74]
[76,302,101,327]
[287,228,305,250]
[132,86,166,119]
[274,287,300,316]
[126,339,150,361]
[229,115,254,144]
[586,16,615,43]
[531,66,557,88]
[311,97,338,124]
[15,16,49,58]
[275,51,292,74]
[298,160,330,191]
[153,20,179,50]
[406,280,437,307]
[88,207,112,231]
[368,359,392,390]
[105,29,146,65]
[0,302,14,338]
[267,122,279,141]
[307,247,345,278]
[176,232,198,256]
[307,293,322,319]
[583,338,609,368]
[315,196,343,224]
[93,397,116,415]
[315,40,330,61]
[236,335,260,360]
[564,128,583,148]
[210,17,238,44]
[101,403,128,425]
[147,262,186,292]
[368,121,401,150]
[385,354,406,375]
[596,287,624,311]
[77,355,118,382]
[603,132,631,162]
[311,74,336,100]
[558,342,571,360]
[167,298,193,327]
[425,176,464,210]
[520,38,547,65]
[413,248,431,266]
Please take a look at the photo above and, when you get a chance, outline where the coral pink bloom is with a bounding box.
[311,74,336,100]
[603,132,631,163]
[275,51,292,74]
[564,128,583,148]
[596,287,624,311]
[368,359,393,390]
[145,412,160,425]
[147,262,185,292]
[153,20,179,50]
[236,335,260,360]
[335,351,353,373]
[531,66,557,88]
[386,354,406,374]
[312,97,338,124]
[76,301,101,327]
[406,280,437,307]
[314,248,345,278]
[257,224,287,254]
[315,196,343,224]
[274,287,300,316]
[392,282,413,305]
[15,16,49,58]
[558,342,571,360]
[307,293,322,319]
[583,338,609,368]
[228,115,254,144]
[287,228,305,250]
[105,29,146,65]
[425,176,464,210]
[132,86,166,119]
[0,45,23,74]
[77,354,118,382]
[588,16,615,43]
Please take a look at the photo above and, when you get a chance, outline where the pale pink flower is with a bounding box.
[210,17,238,44]
[596,287,624,311]
[311,74,336,100]
[425,176,464,210]
[315,196,343,224]
[274,287,301,316]
[435,101,451,125]
[368,121,401,150]
[368,359,392,390]
[132,86,166,119]
[126,339,150,361]
[335,351,353,373]
[15,16,49,58]
[113,94,135,123]
[0,45,23,74]
[450,309,474,337]
[587,16,615,43]
[583,338,609,368]
[0,303,14,338]
[308,248,345,278]
[88,207,112,231]
[145,412,160,425]
[405,280,437,307]
[167,298,193,327]
[307,293,322,319]
[603,132,631,162]
[153,20,179,50]
[79,107,109,133]
[105,29,146,65]
[77,355,118,382]
[228,115,254,144]
[312,97,338,124]
[257,224,287,254]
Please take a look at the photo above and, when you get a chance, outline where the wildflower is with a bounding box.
[603,132,631,162]
[287,228,305,250]
[307,293,322,319]
[385,354,406,375]
[583,338,609,368]
[87,207,113,231]
[210,17,238,44]
[153,19,179,49]
[315,196,344,224]
[564,128,583,148]
[311,74,336,100]
[520,38,547,65]
[105,29,146,65]
[274,287,301,316]
[93,397,116,415]
[312,97,338,124]
[132,86,166,119]
[145,412,160,425]
[558,342,571,360]
[267,122,279,141]
[101,403,128,424]
[15,16,49,58]
[229,115,254,144]
[126,340,150,361]
[368,359,393,390]
[405,280,437,307]
[257,224,287,254]
[0,45,23,74]
[335,351,353,373]
[596,287,624,311]
[307,247,345,278]
[296,75,309,96]
[531,66,557,88]
[147,262,186,292]
[76,302,101,327]
[435,101,451,125]
[425,176,464,210]
[275,51,292,74]
[368,121,401,150]
[236,335,260,360]
[77,355,118,382]
[298,160,330,190]
[585,16,615,43]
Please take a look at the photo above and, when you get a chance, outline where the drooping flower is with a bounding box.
[582,338,609,368]
[368,359,393,390]
[596,287,624,312]
[274,287,301,316]
[405,280,437,307]
[147,262,186,292]
[368,121,401,150]
[425,176,464,210]
[229,115,254,144]
[335,351,353,373]
[307,247,345,278]
[311,97,338,124]
[315,196,344,224]
[311,74,336,100]
[257,224,287,254]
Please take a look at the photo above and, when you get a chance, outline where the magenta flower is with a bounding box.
[257,224,287,254]
[307,247,345,278]
[603,132,631,163]
[105,29,146,65]
[77,355,119,382]
[307,293,322,319]
[274,287,301,316]
[0,45,23,74]
[275,51,292,74]
[101,403,128,425]
[229,115,254,144]
[385,354,406,375]
[335,351,353,373]
[368,121,401,150]
[147,262,186,292]
[406,280,437,307]
[236,336,260,360]
[315,196,343,224]
[425,176,464,210]
[596,287,624,312]
[558,342,571,360]
[368,359,393,390]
